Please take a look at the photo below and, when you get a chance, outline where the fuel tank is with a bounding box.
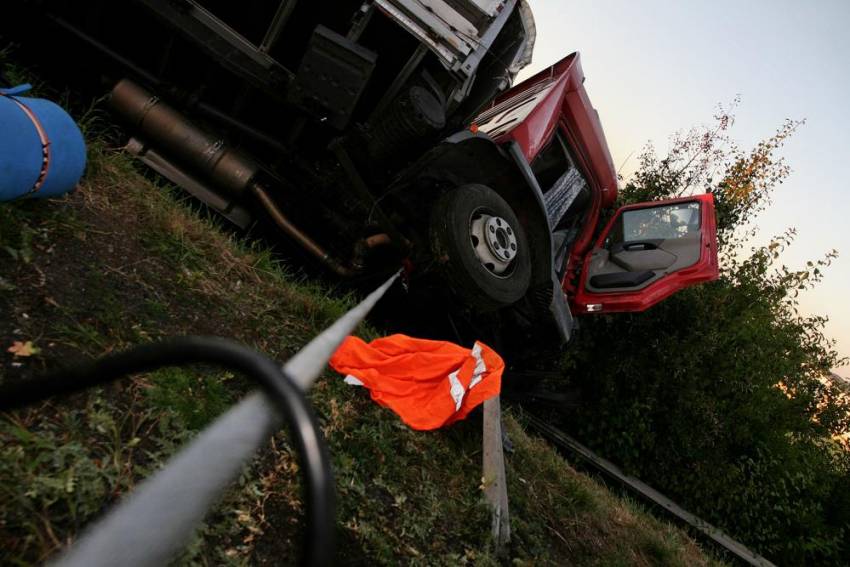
[0,84,86,201]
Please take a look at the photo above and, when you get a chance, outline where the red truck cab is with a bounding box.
[468,52,718,333]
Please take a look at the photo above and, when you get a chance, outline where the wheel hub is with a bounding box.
[470,213,518,275]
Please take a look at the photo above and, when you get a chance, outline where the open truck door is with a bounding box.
[572,193,719,314]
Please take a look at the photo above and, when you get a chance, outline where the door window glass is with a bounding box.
[531,131,572,192]
[608,202,701,245]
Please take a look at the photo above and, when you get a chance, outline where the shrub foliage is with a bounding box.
[562,103,850,564]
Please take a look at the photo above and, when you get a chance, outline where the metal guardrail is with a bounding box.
[523,413,776,567]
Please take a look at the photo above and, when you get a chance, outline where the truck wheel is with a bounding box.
[430,184,531,312]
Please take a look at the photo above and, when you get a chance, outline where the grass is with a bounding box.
[0,121,724,565]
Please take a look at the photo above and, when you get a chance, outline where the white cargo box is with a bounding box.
[374,0,520,74]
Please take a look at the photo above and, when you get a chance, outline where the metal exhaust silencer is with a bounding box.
[109,79,259,196]
[109,79,369,278]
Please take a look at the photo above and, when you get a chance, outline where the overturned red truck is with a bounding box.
[3,0,718,346]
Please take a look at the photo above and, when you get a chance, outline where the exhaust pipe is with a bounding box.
[109,79,366,277]
[250,183,358,278]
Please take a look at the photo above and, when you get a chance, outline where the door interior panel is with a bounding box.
[610,245,676,271]
[585,201,703,293]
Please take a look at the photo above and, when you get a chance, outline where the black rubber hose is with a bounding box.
[0,336,334,567]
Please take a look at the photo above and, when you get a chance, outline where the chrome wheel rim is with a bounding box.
[469,210,518,276]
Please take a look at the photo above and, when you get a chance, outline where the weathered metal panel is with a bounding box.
[470,0,506,16]
[374,0,516,77]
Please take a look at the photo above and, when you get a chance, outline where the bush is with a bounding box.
[561,103,850,564]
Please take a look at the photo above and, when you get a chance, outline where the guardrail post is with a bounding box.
[482,395,510,549]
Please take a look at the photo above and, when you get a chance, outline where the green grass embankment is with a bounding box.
[0,137,723,566]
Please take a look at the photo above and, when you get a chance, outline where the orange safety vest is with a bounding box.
[329,334,504,431]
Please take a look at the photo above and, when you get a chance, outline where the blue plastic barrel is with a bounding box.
[0,84,86,201]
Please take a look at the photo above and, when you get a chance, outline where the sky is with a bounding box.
[519,0,850,374]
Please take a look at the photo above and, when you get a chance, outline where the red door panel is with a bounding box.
[572,193,719,314]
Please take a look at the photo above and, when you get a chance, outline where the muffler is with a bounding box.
[109,79,368,278]
[109,79,258,196]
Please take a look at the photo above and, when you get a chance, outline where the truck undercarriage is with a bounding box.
[4,0,571,339]
[7,5,526,257]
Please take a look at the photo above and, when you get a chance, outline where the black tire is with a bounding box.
[430,184,531,312]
